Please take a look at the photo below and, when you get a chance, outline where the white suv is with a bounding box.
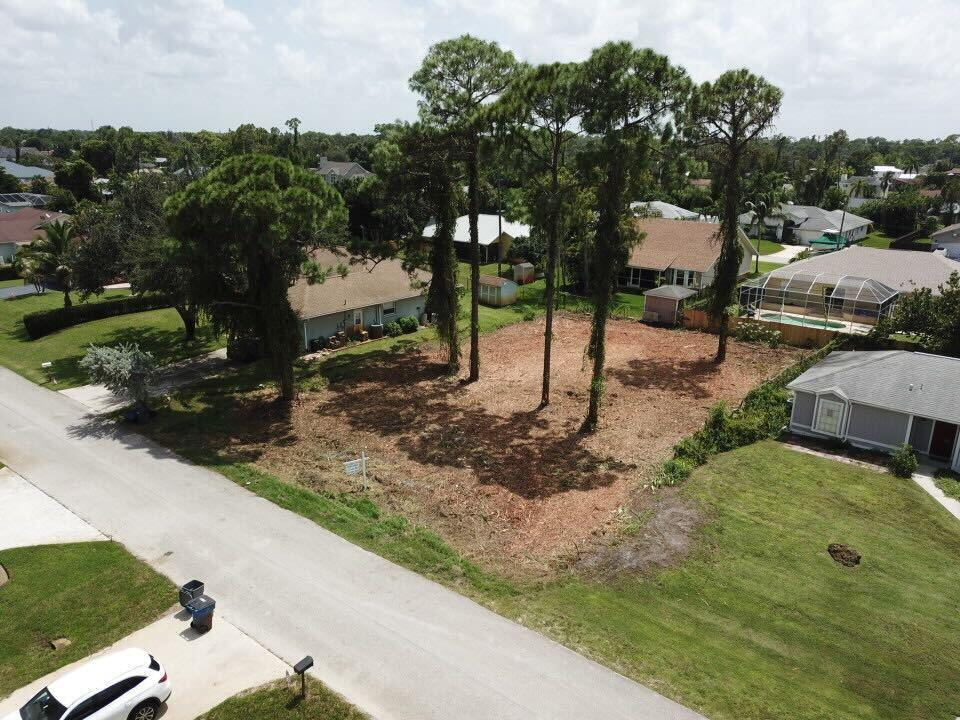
[5,649,171,720]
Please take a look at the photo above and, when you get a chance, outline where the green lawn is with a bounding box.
[0,542,175,696]
[0,289,224,388]
[199,678,367,720]
[141,354,960,720]
[757,238,784,255]
[0,279,26,289]
[934,469,960,501]
[861,230,896,249]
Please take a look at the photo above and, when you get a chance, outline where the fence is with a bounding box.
[682,308,839,348]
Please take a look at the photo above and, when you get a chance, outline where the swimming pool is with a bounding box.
[759,312,846,330]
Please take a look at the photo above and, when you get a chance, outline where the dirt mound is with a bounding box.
[828,543,861,567]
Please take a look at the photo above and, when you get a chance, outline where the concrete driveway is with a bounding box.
[0,284,38,300]
[0,612,290,720]
[0,366,707,720]
[0,467,105,550]
[762,244,809,265]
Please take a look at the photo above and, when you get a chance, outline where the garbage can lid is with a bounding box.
[186,595,216,613]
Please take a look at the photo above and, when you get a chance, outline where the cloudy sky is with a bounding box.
[2,0,957,139]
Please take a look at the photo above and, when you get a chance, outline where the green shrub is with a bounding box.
[384,321,403,337]
[657,458,694,486]
[0,265,19,281]
[889,443,919,478]
[397,315,419,333]
[733,321,782,348]
[22,293,173,339]
[520,306,536,321]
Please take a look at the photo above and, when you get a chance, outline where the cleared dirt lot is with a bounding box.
[172,315,801,574]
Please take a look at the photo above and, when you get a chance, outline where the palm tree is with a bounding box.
[18,220,76,307]
[880,170,896,199]
[941,179,960,225]
[745,199,768,273]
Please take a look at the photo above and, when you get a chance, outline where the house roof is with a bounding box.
[0,207,69,245]
[788,350,960,426]
[931,223,960,243]
[289,249,430,320]
[627,218,756,273]
[770,244,958,295]
[422,214,531,246]
[313,158,373,180]
[643,284,698,300]
[0,158,54,180]
[739,204,873,234]
[631,200,699,220]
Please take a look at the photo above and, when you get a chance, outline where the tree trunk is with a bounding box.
[541,151,561,408]
[583,294,608,432]
[175,305,197,341]
[715,314,729,363]
[62,290,72,308]
[712,146,743,365]
[467,138,481,383]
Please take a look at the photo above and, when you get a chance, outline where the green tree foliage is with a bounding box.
[166,154,347,400]
[821,185,847,211]
[0,167,20,193]
[876,272,960,356]
[687,69,782,364]
[858,190,929,236]
[577,42,690,430]
[80,343,158,413]
[411,34,518,383]
[79,139,115,175]
[496,61,585,406]
[16,220,77,307]
[28,176,50,194]
[54,159,97,202]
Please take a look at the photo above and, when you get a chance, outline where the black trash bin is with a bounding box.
[187,595,216,634]
[179,579,204,608]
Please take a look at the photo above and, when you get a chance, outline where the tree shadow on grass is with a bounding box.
[313,348,623,500]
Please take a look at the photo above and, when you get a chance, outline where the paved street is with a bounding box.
[0,365,706,720]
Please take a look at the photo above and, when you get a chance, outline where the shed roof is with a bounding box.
[766,244,958,295]
[627,218,755,273]
[479,274,515,288]
[423,214,530,246]
[643,285,698,300]
[788,351,960,426]
[289,249,429,320]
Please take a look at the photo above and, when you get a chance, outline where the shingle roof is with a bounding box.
[0,159,54,180]
[770,244,958,295]
[631,200,699,220]
[931,223,960,242]
[479,274,513,288]
[740,204,873,233]
[0,207,70,245]
[288,249,429,320]
[627,218,756,273]
[788,351,960,425]
[643,285,698,300]
[423,214,531,246]
[313,159,373,180]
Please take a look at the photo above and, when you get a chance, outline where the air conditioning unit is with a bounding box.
[642,311,659,323]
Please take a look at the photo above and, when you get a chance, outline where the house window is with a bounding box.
[672,269,695,287]
[814,399,844,436]
[382,301,395,315]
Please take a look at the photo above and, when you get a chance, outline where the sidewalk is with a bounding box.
[912,464,960,522]
[59,348,229,414]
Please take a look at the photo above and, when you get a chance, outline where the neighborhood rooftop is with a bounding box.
[788,350,960,426]
[765,244,958,295]
[629,217,727,272]
[422,214,530,246]
[0,207,70,246]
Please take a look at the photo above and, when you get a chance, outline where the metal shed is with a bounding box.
[478,275,518,307]
[642,285,698,325]
[513,262,535,285]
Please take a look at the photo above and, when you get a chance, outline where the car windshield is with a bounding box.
[20,688,66,720]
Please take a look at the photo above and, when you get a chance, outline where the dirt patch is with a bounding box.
[828,543,861,567]
[174,314,801,576]
[575,486,705,578]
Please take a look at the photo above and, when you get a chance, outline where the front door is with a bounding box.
[930,421,958,460]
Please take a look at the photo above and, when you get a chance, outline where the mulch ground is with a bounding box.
[211,314,802,575]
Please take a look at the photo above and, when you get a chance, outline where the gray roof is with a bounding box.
[643,284,698,300]
[739,203,873,233]
[931,223,960,243]
[314,159,373,180]
[771,244,958,295]
[788,351,960,425]
[631,200,699,220]
[0,159,54,180]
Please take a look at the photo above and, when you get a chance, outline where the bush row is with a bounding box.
[0,265,19,281]
[23,292,173,339]
[384,315,419,337]
[656,338,843,486]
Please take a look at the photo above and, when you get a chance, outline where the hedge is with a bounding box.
[655,338,842,486]
[0,265,19,281]
[22,292,174,339]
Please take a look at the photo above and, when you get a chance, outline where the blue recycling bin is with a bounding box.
[186,595,216,633]
[179,580,204,608]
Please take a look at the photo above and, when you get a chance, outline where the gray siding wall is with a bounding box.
[302,295,427,349]
[909,416,934,453]
[846,403,910,448]
[792,391,816,427]
[645,295,678,323]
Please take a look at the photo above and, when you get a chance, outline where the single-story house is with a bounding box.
[312,157,373,185]
[642,284,698,325]
[788,350,960,471]
[478,275,518,307]
[930,223,960,260]
[422,214,531,264]
[288,249,430,351]
[632,200,699,220]
[0,208,70,263]
[619,218,757,291]
[739,203,873,246]
[766,244,958,296]
[0,159,55,182]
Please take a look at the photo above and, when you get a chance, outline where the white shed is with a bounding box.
[478,275,518,307]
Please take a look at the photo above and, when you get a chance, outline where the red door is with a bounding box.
[930,421,958,460]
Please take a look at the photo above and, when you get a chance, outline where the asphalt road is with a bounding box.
[0,366,707,720]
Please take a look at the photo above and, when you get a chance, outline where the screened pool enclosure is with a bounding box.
[739,270,899,332]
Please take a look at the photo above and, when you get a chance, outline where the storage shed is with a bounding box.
[478,275,518,307]
[513,262,535,285]
[642,285,698,325]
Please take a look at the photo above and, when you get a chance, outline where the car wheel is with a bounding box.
[128,700,160,720]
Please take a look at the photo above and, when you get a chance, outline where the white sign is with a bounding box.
[344,459,363,476]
